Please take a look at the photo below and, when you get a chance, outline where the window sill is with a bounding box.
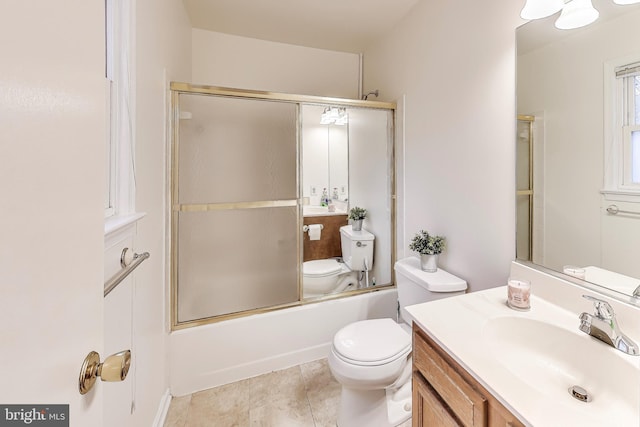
[105,212,146,240]
[601,189,640,203]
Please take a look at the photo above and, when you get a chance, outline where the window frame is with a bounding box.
[602,55,640,202]
[105,0,137,226]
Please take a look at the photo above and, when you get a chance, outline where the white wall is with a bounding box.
[363,0,523,291]
[518,9,640,279]
[134,0,192,424]
[191,29,360,98]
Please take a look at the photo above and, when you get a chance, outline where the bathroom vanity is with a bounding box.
[412,325,524,426]
[408,261,640,427]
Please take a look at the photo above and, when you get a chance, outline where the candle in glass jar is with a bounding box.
[563,265,586,280]
[507,278,531,311]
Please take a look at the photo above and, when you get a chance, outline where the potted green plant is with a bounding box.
[409,230,446,272]
[348,206,367,231]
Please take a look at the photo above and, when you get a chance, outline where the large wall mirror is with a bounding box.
[170,83,395,328]
[516,1,640,300]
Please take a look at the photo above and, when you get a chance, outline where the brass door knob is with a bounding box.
[78,350,131,395]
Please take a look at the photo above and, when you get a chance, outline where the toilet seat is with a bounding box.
[303,259,343,278]
[332,318,411,366]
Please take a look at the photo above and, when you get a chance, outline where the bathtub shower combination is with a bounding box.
[169,83,396,328]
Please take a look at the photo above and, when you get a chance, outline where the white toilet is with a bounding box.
[302,225,374,298]
[302,259,357,298]
[328,256,467,427]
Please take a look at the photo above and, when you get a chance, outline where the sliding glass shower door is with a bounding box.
[173,91,300,324]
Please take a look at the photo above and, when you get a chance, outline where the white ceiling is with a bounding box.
[182,0,420,53]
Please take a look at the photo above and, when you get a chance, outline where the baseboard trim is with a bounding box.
[152,388,172,427]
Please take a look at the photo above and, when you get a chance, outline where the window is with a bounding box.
[603,57,640,200]
[105,0,115,215]
[619,64,640,187]
[105,0,136,221]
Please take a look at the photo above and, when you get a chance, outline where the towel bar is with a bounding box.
[104,249,150,297]
[606,205,640,216]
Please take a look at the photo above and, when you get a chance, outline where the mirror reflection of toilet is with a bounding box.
[328,257,467,427]
[302,225,374,298]
[302,259,356,298]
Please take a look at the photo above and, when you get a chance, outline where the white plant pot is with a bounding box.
[420,254,438,272]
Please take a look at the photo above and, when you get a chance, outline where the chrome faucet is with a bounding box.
[579,295,639,356]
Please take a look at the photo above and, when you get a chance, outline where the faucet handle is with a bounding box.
[582,295,614,319]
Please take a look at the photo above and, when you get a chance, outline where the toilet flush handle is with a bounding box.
[356,242,367,247]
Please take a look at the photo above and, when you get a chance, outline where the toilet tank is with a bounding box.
[339,225,374,271]
[394,257,467,324]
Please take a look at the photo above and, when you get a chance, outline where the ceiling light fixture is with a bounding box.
[555,0,599,29]
[521,0,640,30]
[521,0,564,19]
[320,107,348,126]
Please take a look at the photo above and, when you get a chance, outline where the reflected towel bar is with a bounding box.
[104,251,150,297]
[606,205,640,216]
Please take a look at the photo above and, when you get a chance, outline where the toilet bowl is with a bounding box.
[328,256,467,427]
[302,259,357,298]
[302,225,375,298]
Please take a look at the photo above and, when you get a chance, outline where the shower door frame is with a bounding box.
[170,82,397,330]
[516,114,534,261]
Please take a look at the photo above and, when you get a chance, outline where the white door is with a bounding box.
[0,2,107,426]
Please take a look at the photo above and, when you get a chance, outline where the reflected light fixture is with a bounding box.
[520,0,564,19]
[320,107,348,125]
[521,0,640,30]
[555,0,599,29]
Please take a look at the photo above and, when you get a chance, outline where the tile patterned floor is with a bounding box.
[164,358,412,427]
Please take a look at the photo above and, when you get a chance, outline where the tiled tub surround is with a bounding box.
[164,358,411,427]
[407,261,640,427]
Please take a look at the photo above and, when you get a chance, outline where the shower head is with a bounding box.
[362,90,379,100]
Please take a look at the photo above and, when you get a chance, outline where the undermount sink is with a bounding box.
[483,316,639,424]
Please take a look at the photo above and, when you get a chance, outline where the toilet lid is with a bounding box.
[333,318,411,366]
[304,259,343,278]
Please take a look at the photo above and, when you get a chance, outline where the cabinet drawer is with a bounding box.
[414,332,487,426]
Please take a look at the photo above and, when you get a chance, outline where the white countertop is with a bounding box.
[406,286,640,427]
[303,205,347,217]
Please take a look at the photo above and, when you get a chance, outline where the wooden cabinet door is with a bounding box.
[414,331,487,426]
[413,325,527,427]
[413,373,462,427]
